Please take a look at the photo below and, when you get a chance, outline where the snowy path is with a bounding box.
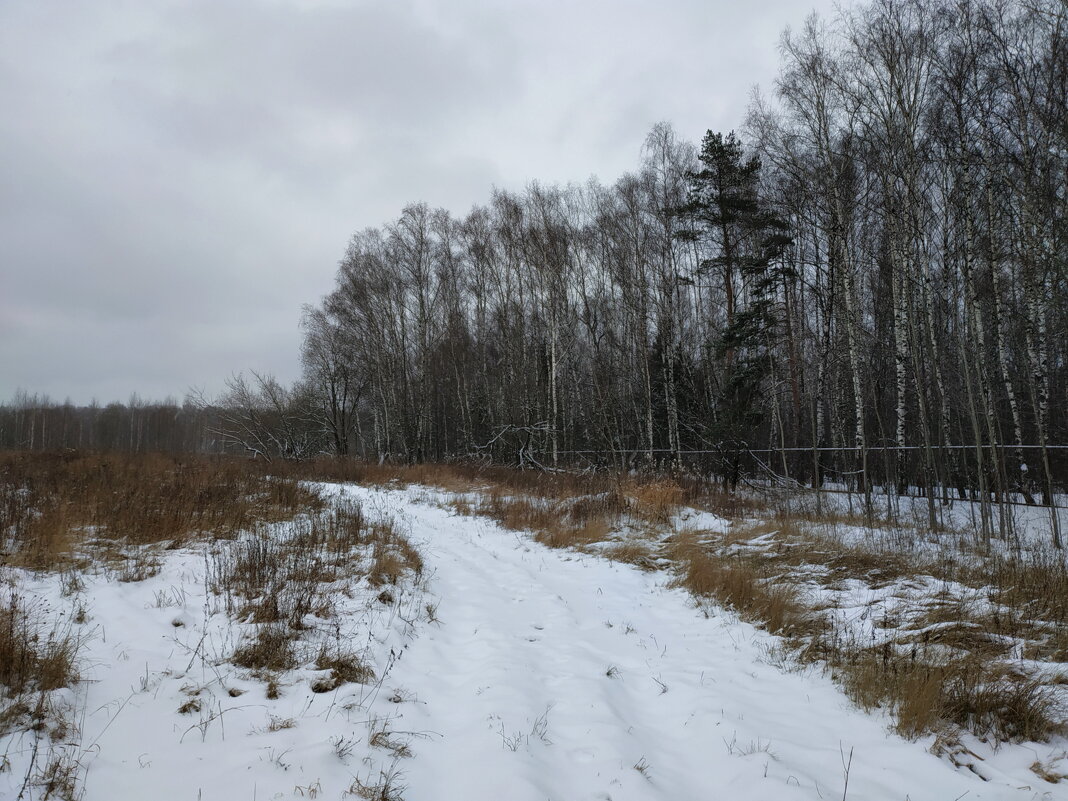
[4,484,1060,800]
[352,486,1052,801]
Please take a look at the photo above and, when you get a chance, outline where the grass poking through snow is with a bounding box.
[336,461,1068,754]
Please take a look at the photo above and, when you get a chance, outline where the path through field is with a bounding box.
[348,485,1046,801]
[4,484,1058,801]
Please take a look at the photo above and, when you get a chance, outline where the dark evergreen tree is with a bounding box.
[677,131,794,484]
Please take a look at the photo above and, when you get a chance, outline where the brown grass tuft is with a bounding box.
[347,768,406,801]
[1031,757,1068,783]
[314,645,374,690]
[603,541,656,570]
[832,647,1060,742]
[367,522,423,588]
[231,624,296,672]
[265,714,296,732]
[669,541,808,636]
[369,721,413,759]
[31,751,80,801]
[623,478,684,524]
[534,518,612,550]
[0,591,79,697]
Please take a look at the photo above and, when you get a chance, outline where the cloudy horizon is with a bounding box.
[1,0,840,407]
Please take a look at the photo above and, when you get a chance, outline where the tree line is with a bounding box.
[0,382,318,460]
[0,391,227,454]
[297,0,1065,539]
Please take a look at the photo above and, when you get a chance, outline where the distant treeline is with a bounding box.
[0,393,231,455]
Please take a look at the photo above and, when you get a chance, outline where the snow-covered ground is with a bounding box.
[3,483,1065,800]
[770,484,1068,554]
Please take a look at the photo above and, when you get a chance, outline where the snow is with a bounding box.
[771,485,1068,555]
[3,482,1065,800]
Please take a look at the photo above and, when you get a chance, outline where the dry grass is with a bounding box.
[347,767,406,801]
[1031,756,1068,783]
[265,715,296,732]
[299,458,705,507]
[210,533,328,628]
[369,721,413,759]
[293,458,483,494]
[368,523,424,588]
[179,486,409,695]
[0,451,324,570]
[30,751,80,801]
[666,530,812,637]
[830,645,1059,742]
[470,490,616,551]
[208,500,419,628]
[535,518,613,550]
[231,624,297,672]
[201,491,422,690]
[730,520,920,585]
[313,645,374,692]
[459,473,690,552]
[0,592,79,698]
[8,451,1058,752]
[621,478,684,524]
[706,519,1068,743]
[290,499,373,559]
[335,459,1067,747]
[602,541,657,570]
[0,589,81,756]
[985,549,1068,634]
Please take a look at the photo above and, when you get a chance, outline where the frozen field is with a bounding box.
[3,483,1065,800]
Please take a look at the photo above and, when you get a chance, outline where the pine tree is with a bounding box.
[676,131,794,484]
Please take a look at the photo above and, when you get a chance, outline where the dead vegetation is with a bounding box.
[2,450,1064,772]
[830,646,1058,742]
[0,587,83,800]
[206,496,421,688]
[0,591,79,700]
[28,750,80,801]
[231,624,298,673]
[368,719,413,759]
[688,517,1068,747]
[0,450,427,799]
[452,474,698,553]
[666,529,813,637]
[347,766,406,801]
[313,643,375,692]
[329,460,1067,752]
[1031,755,1068,783]
[0,589,80,745]
[0,451,323,570]
[602,541,657,570]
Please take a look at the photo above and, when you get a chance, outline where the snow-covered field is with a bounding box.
[771,483,1068,553]
[3,483,1066,800]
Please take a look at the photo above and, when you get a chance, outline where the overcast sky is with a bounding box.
[1,0,840,406]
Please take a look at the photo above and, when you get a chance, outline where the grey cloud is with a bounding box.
[1,0,840,405]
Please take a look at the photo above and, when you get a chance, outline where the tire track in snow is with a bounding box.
[351,486,1045,801]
